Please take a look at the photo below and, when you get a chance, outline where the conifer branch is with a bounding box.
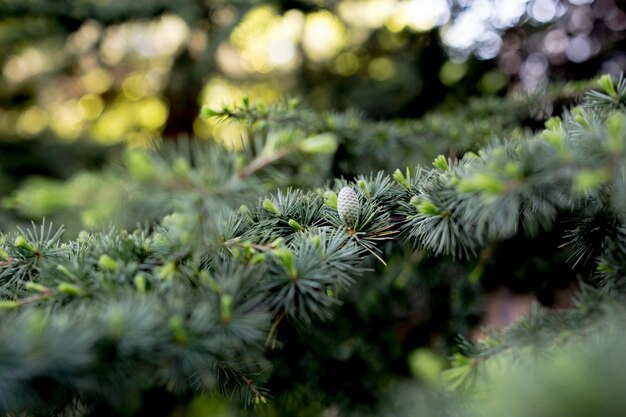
[234,148,291,181]
[0,76,625,414]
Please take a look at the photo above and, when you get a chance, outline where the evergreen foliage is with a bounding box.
[3,83,588,232]
[1,75,626,416]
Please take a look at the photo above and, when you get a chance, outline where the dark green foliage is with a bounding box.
[0,76,626,415]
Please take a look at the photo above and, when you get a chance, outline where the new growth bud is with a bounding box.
[599,74,617,97]
[14,236,36,254]
[262,198,281,216]
[299,133,338,154]
[393,169,411,189]
[275,248,297,280]
[25,282,50,293]
[433,155,449,171]
[58,282,83,296]
[288,219,305,231]
[220,294,233,324]
[0,301,18,310]
[168,316,188,345]
[134,274,147,293]
[98,255,119,271]
[239,204,254,221]
[324,191,338,209]
[357,180,370,198]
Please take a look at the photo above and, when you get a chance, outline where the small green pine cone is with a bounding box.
[337,186,360,226]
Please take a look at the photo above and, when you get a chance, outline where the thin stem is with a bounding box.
[234,148,292,181]
[235,368,266,404]
[265,311,285,350]
[0,257,15,266]
[16,289,56,307]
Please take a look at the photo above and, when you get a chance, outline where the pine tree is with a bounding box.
[0,75,625,416]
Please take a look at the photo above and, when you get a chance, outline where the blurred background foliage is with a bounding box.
[0,1,625,416]
[2,0,624,229]
[2,0,625,143]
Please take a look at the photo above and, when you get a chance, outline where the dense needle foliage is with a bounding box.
[1,75,626,416]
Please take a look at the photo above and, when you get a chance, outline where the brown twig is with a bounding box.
[235,368,267,404]
[0,257,15,267]
[265,311,285,350]
[233,148,291,181]
[15,289,56,307]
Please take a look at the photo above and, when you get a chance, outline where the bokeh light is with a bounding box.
[303,10,347,62]
[0,0,625,152]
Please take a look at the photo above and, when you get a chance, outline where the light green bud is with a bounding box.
[98,254,119,271]
[220,294,233,324]
[599,74,617,97]
[262,198,281,216]
[58,282,83,296]
[417,200,441,216]
[168,316,188,345]
[433,155,449,171]
[607,112,624,153]
[357,180,370,198]
[275,248,297,279]
[0,301,18,310]
[158,261,177,280]
[573,169,608,194]
[25,282,49,293]
[14,236,36,253]
[324,191,338,209]
[134,274,146,293]
[299,133,338,154]
[393,169,410,189]
[251,253,266,265]
[309,235,322,249]
[288,219,305,232]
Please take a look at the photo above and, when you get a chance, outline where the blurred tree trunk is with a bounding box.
[162,4,256,140]
[163,48,199,139]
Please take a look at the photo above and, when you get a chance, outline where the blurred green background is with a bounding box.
[2,0,625,229]
[1,0,624,144]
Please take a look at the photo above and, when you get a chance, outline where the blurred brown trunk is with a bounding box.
[161,5,255,140]
[162,49,199,139]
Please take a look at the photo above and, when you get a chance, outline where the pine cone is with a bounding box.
[337,186,359,226]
